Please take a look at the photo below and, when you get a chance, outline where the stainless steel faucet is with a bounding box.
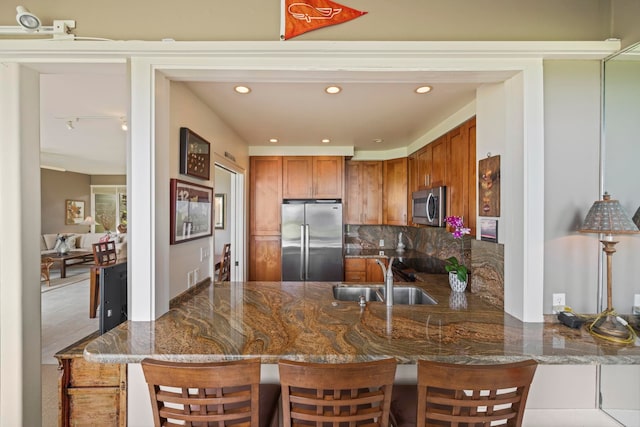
[376,257,395,306]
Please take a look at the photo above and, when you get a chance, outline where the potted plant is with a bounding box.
[444,216,470,291]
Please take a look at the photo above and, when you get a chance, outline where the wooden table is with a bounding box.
[42,251,94,278]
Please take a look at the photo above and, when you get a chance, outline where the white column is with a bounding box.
[0,63,42,427]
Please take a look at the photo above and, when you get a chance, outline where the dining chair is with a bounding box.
[218,243,231,281]
[278,358,397,427]
[390,359,538,427]
[92,240,117,266]
[141,357,280,427]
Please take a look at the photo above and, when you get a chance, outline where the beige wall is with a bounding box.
[40,169,125,234]
[0,0,616,42]
[40,169,91,234]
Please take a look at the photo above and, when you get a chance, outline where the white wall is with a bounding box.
[169,82,249,298]
[543,60,602,314]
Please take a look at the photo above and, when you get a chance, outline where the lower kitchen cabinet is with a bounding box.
[249,235,282,281]
[55,332,127,427]
[344,257,386,283]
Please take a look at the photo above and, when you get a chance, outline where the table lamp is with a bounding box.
[580,193,639,343]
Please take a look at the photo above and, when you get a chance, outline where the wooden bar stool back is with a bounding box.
[92,241,117,266]
[141,357,279,427]
[278,358,397,427]
[414,359,538,427]
[218,243,231,281]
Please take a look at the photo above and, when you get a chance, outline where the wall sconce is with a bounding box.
[66,120,75,130]
[0,5,76,39]
[120,117,128,131]
[579,192,639,344]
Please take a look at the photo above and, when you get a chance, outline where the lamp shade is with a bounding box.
[580,193,640,235]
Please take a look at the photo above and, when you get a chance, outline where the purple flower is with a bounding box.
[444,215,470,282]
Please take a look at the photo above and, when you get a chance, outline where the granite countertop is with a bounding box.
[84,278,640,365]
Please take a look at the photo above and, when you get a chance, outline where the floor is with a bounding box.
[41,266,99,426]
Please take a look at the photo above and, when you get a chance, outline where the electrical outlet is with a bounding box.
[552,293,566,314]
[187,271,194,287]
[633,294,640,315]
[379,239,384,247]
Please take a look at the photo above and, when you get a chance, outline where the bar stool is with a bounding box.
[278,358,397,427]
[390,359,538,427]
[141,357,280,427]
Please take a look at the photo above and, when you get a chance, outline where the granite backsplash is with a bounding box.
[344,224,504,309]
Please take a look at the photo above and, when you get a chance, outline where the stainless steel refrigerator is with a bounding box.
[281,200,343,281]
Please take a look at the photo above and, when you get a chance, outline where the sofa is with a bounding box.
[41,232,127,260]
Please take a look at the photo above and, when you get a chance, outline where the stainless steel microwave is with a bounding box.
[412,186,446,226]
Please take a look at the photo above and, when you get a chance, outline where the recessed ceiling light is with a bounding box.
[321,138,331,144]
[269,138,279,143]
[373,138,384,143]
[415,85,432,94]
[234,85,251,94]
[325,85,341,94]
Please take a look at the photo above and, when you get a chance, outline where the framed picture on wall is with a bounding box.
[480,218,498,243]
[170,178,213,244]
[179,127,211,180]
[65,200,85,225]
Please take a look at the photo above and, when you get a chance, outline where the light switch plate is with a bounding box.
[379,239,384,247]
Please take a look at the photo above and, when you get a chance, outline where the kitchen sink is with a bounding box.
[332,284,437,305]
[332,285,383,302]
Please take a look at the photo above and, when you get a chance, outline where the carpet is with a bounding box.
[41,269,91,293]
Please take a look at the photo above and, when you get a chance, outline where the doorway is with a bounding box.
[214,161,246,282]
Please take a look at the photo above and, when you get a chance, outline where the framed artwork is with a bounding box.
[170,178,213,245]
[215,193,225,229]
[480,218,498,243]
[179,127,211,180]
[478,155,501,217]
[65,200,85,225]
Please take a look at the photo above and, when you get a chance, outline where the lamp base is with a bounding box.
[588,311,636,344]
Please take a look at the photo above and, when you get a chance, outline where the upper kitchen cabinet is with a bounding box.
[282,156,344,199]
[383,157,408,225]
[447,118,476,233]
[344,161,383,224]
[414,135,447,191]
[250,156,282,235]
[408,117,476,232]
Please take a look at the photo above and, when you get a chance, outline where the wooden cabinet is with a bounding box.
[249,235,282,281]
[407,117,476,232]
[55,332,126,427]
[282,156,343,199]
[447,118,476,233]
[383,157,408,225]
[250,156,283,280]
[344,161,383,224]
[344,257,386,283]
[414,134,448,191]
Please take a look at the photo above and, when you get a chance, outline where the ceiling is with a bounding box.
[38,64,517,175]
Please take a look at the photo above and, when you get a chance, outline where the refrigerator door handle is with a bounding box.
[299,224,305,280]
[304,224,310,280]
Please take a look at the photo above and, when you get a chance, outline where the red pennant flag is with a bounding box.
[281,0,367,40]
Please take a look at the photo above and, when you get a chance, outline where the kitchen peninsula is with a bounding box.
[84,277,640,367]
